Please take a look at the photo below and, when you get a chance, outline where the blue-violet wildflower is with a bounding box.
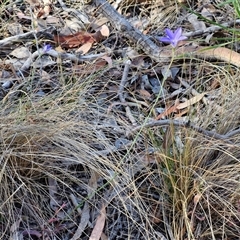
[42,44,52,53]
[158,27,187,48]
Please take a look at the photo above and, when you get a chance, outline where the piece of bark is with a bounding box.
[91,0,240,67]
[92,0,165,61]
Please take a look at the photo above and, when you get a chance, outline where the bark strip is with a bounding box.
[92,0,166,61]
[92,0,240,67]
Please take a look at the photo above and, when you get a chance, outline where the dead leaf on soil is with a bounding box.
[54,31,95,48]
[76,41,93,54]
[100,55,113,68]
[54,25,109,49]
[64,18,85,33]
[90,17,109,30]
[194,193,202,205]
[16,11,32,20]
[70,202,90,240]
[188,14,206,31]
[70,170,100,239]
[176,92,206,110]
[7,23,23,35]
[156,104,179,120]
[5,58,26,69]
[190,193,203,231]
[24,0,40,7]
[174,108,189,118]
[89,204,106,240]
[37,0,52,18]
[10,47,31,59]
[72,56,112,75]
[99,25,110,37]
[48,177,59,212]
[100,232,108,240]
[88,170,100,197]
[45,16,60,24]
[33,56,56,68]
[201,4,217,20]
[136,89,152,100]
[125,47,145,67]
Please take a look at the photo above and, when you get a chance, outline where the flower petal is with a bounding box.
[174,27,182,40]
[165,28,175,39]
[178,35,188,41]
[43,44,52,52]
[159,37,172,44]
[158,27,187,48]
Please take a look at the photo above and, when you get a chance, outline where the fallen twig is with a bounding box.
[20,49,109,71]
[118,60,131,103]
[107,101,142,114]
[178,77,209,105]
[70,202,90,240]
[225,128,240,139]
[183,19,240,38]
[92,0,240,67]
[0,27,53,47]
[117,60,137,125]
[92,0,165,62]
[127,119,238,144]
[57,0,89,23]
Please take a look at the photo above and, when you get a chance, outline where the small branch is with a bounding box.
[178,77,209,105]
[0,27,53,47]
[127,119,235,144]
[117,60,137,125]
[92,0,165,62]
[107,101,142,114]
[19,49,108,71]
[225,128,240,138]
[57,0,89,23]
[118,60,131,102]
[70,202,90,240]
[92,0,240,67]
[183,19,240,38]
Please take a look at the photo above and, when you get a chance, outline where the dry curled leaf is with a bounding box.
[25,0,40,7]
[99,24,110,37]
[76,41,94,54]
[54,26,109,49]
[176,92,206,110]
[54,31,95,48]
[194,194,202,206]
[72,56,111,75]
[10,47,30,59]
[89,205,106,240]
[156,104,178,120]
[137,89,152,100]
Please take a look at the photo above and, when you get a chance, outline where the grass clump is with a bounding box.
[1,0,240,239]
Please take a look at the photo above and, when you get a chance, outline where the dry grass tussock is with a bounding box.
[0,65,240,239]
[1,0,240,239]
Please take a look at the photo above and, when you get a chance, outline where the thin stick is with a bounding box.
[0,27,52,47]
[117,60,137,125]
[225,128,240,138]
[183,19,240,38]
[178,77,209,105]
[20,49,108,71]
[127,119,235,144]
[92,0,240,67]
[118,60,131,102]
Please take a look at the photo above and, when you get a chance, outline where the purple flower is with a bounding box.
[158,27,187,48]
[42,44,52,52]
